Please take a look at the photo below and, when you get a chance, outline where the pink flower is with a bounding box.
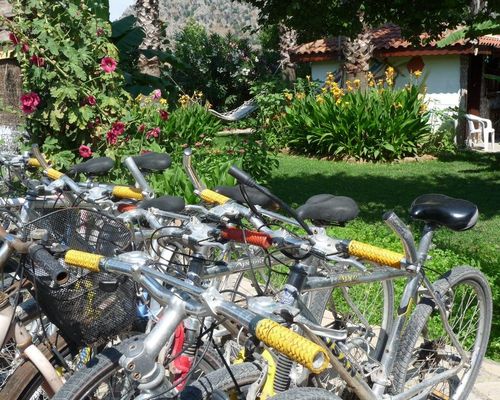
[86,95,96,106]
[106,130,118,145]
[151,89,162,100]
[194,141,202,148]
[100,57,117,73]
[21,43,29,53]
[29,55,45,67]
[159,110,169,121]
[96,28,105,37]
[111,121,125,135]
[8,33,19,45]
[146,127,160,139]
[20,92,41,114]
[137,124,145,133]
[79,145,92,158]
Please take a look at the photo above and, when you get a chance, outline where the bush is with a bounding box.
[42,90,277,201]
[282,70,433,162]
[6,0,128,149]
[170,20,274,110]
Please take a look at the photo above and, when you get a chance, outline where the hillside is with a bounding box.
[123,0,260,42]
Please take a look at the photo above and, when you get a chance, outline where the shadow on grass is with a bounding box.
[269,157,500,223]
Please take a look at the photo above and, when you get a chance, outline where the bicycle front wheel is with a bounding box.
[391,266,492,399]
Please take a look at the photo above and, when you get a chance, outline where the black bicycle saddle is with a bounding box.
[138,195,185,213]
[215,185,277,209]
[409,194,478,231]
[296,194,359,225]
[132,152,171,172]
[68,157,114,176]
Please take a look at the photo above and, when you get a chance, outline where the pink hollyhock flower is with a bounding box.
[106,130,118,145]
[111,121,125,135]
[146,127,160,139]
[21,43,29,53]
[159,110,169,121]
[8,33,19,45]
[151,89,162,100]
[79,145,92,158]
[20,92,41,114]
[86,95,96,106]
[29,55,45,67]
[137,124,145,133]
[100,57,117,73]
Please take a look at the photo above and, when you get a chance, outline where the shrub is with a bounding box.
[282,70,433,161]
[170,20,273,110]
[5,0,129,149]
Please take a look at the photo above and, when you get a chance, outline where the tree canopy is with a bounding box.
[240,0,500,41]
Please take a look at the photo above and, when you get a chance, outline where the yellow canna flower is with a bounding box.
[413,70,422,78]
[316,95,325,104]
[353,79,361,89]
[295,92,305,100]
[159,98,167,105]
[284,91,293,101]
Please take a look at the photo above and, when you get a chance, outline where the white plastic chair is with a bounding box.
[464,114,496,151]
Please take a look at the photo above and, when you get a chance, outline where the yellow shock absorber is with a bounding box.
[46,168,64,180]
[199,189,230,205]
[64,250,103,272]
[251,318,329,374]
[111,186,144,200]
[348,240,404,269]
[27,158,42,168]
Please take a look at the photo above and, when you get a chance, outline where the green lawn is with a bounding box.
[268,151,500,358]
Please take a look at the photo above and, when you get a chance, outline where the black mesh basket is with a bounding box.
[23,208,136,345]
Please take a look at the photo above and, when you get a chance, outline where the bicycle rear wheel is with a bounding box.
[390,266,492,399]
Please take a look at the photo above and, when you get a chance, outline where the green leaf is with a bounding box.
[382,143,395,152]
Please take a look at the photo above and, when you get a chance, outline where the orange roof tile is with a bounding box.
[291,24,500,61]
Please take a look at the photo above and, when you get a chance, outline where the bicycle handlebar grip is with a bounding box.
[64,250,103,272]
[29,246,69,285]
[112,186,144,200]
[199,189,229,205]
[250,317,329,374]
[228,165,256,188]
[221,227,272,249]
[46,168,64,180]
[27,158,42,168]
[348,240,404,268]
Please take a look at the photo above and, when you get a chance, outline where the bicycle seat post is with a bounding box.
[416,223,437,266]
[383,211,418,266]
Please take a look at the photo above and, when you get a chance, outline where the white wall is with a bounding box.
[311,61,341,82]
[310,55,462,111]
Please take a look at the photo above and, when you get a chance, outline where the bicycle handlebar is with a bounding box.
[63,249,329,373]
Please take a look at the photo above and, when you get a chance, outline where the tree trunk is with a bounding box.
[135,0,161,77]
[341,27,374,87]
[279,24,297,82]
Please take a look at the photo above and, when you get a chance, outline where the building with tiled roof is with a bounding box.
[291,24,500,134]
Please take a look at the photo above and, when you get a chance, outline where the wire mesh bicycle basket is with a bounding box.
[23,208,136,345]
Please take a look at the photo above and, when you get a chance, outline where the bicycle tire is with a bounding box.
[180,362,263,399]
[390,266,492,399]
[0,335,68,400]
[52,337,223,400]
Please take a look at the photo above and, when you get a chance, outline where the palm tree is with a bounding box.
[279,24,298,81]
[135,0,161,76]
[341,19,374,86]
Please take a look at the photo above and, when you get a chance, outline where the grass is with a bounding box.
[267,151,500,358]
